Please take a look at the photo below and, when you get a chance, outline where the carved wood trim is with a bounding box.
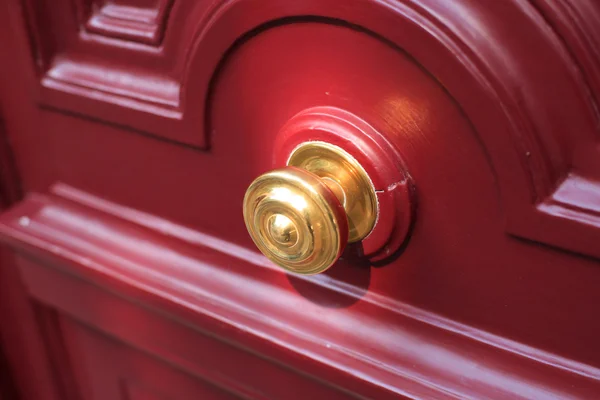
[55,316,248,400]
[18,0,199,147]
[190,0,600,259]
[78,0,175,46]
[512,0,600,256]
[531,0,600,110]
[15,0,600,256]
[0,184,598,399]
[17,258,363,399]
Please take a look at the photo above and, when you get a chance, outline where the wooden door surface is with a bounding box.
[1,0,600,399]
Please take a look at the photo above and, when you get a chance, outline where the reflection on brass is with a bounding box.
[287,142,378,243]
[243,142,378,274]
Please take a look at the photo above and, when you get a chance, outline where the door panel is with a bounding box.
[0,184,598,399]
[60,317,247,400]
[1,0,600,399]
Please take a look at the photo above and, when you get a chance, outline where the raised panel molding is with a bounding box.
[16,0,600,256]
[531,0,600,105]
[81,0,175,45]
[506,0,600,257]
[20,0,203,147]
[188,0,600,259]
[0,183,599,399]
[58,317,243,400]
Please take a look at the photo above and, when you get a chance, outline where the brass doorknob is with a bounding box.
[243,142,378,274]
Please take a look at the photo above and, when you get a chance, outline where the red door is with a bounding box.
[1,0,600,399]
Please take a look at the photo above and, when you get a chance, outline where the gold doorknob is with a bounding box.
[243,141,378,274]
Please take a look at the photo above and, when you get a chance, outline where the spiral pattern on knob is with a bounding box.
[243,167,348,274]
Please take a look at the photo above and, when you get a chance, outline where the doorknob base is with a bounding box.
[288,141,378,243]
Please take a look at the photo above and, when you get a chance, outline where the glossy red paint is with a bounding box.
[1,0,600,399]
[273,106,414,262]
